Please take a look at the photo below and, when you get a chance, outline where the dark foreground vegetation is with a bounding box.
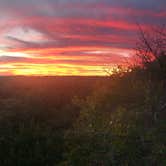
[0,27,166,165]
[0,63,166,166]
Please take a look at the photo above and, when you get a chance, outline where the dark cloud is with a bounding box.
[0,55,29,62]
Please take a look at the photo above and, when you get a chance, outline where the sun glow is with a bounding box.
[11,64,105,76]
[0,45,132,76]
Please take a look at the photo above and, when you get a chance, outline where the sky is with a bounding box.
[0,0,165,76]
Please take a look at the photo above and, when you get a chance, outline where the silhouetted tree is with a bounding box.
[136,24,166,78]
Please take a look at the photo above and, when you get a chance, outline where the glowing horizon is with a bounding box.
[0,0,165,75]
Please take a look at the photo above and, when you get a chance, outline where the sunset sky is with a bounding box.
[0,0,165,75]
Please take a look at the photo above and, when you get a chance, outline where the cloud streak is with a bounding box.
[0,0,165,75]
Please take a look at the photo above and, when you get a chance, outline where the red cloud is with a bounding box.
[0,2,165,75]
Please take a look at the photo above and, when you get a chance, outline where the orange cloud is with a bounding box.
[0,1,165,75]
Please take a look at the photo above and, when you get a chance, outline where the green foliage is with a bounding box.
[63,73,166,165]
[0,71,165,165]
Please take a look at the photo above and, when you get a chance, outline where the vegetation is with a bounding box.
[0,28,165,165]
